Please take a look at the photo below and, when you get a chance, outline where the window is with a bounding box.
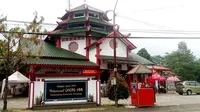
[189,81,196,86]
[185,82,189,85]
[74,12,85,18]
[106,26,113,31]
[90,23,105,29]
[196,82,200,86]
[108,63,121,70]
[108,63,114,70]
[89,12,99,18]
[109,39,118,49]
[68,23,85,28]
[68,42,78,52]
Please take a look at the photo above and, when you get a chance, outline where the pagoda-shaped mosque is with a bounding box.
[46,3,149,82]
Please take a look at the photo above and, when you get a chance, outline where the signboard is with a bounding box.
[83,70,97,74]
[37,68,98,74]
[44,80,87,101]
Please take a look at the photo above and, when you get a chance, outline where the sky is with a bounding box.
[1,0,200,57]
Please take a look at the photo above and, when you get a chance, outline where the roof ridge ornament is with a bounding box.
[84,0,88,9]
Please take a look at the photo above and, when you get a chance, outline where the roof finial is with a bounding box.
[84,0,87,4]
[68,0,71,10]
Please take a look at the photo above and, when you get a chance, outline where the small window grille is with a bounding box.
[68,42,78,52]
[68,23,85,28]
[74,12,85,18]
[89,12,99,18]
[90,23,105,29]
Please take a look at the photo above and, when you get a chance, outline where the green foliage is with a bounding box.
[137,48,152,61]
[165,41,196,81]
[151,55,166,64]
[87,94,94,102]
[0,12,45,73]
[137,42,200,82]
[106,72,129,101]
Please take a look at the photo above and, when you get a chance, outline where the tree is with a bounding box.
[106,72,129,105]
[151,55,166,64]
[0,12,45,110]
[192,59,200,82]
[165,41,196,81]
[137,48,152,61]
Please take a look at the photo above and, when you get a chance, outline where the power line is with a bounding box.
[5,23,200,34]
[5,20,200,35]
[129,5,185,13]
[4,18,200,35]
[6,23,56,28]
[1,31,200,39]
[117,14,191,32]
[119,29,200,35]
[7,20,57,26]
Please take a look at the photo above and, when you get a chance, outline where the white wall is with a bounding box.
[88,80,97,102]
[89,46,96,64]
[33,82,44,105]
[32,76,98,105]
[91,39,97,44]
[61,38,86,56]
[100,38,127,57]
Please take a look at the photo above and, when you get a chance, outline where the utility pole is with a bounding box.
[113,0,119,107]
[103,0,119,107]
[68,0,71,10]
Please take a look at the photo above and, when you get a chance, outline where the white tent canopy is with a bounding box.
[1,71,30,98]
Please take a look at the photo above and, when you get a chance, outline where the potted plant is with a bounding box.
[35,92,44,105]
[35,96,41,105]
[87,94,94,102]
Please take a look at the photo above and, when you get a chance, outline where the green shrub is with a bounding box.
[106,72,129,101]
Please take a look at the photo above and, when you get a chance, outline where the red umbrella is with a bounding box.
[151,72,161,80]
[167,76,180,82]
[147,74,166,81]
[159,76,167,81]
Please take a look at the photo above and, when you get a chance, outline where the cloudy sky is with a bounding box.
[1,0,200,57]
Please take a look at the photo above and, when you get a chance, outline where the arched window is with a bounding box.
[68,42,78,52]
[109,39,118,49]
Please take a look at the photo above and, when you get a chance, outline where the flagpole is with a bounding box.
[68,0,71,10]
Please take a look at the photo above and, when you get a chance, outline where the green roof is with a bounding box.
[21,39,98,66]
[67,17,87,24]
[21,39,87,60]
[129,52,154,65]
[89,18,110,26]
[91,28,110,35]
[61,17,110,26]
[52,27,87,35]
[27,58,97,66]
[52,27,109,36]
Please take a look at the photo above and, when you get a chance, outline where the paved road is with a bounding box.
[94,104,200,112]
[1,93,200,109]
[102,93,200,106]
[1,104,200,112]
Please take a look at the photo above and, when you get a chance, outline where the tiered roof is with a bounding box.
[21,39,98,67]
[46,4,136,50]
